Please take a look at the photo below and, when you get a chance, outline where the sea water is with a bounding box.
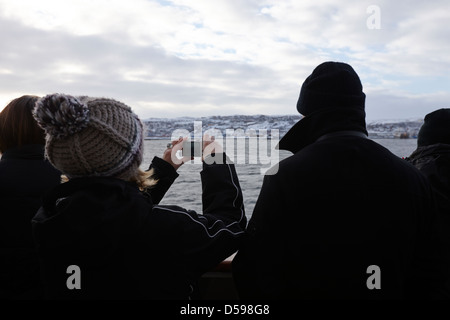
[141,139,418,219]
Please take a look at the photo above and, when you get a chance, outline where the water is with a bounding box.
[141,138,418,219]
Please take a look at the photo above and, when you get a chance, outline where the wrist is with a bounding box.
[150,156,179,177]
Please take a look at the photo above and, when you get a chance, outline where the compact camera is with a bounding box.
[182,140,202,157]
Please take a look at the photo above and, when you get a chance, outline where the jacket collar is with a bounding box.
[277,108,368,154]
[315,130,368,143]
[1,144,45,160]
[408,143,450,161]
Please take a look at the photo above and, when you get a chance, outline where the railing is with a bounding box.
[197,253,238,300]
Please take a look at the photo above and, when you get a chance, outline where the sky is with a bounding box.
[0,0,449,121]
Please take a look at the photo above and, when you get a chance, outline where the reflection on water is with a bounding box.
[142,138,418,219]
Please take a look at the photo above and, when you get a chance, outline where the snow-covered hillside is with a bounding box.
[143,115,424,139]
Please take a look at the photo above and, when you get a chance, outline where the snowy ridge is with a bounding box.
[143,115,424,139]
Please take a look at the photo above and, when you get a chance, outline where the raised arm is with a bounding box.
[151,155,246,280]
[143,137,188,204]
[144,156,179,204]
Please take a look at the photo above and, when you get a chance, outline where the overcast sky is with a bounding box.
[0,0,449,120]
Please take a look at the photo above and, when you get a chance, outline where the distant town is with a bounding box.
[143,115,424,140]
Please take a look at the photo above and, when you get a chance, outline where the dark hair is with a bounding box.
[0,95,45,153]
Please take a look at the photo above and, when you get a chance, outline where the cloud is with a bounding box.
[0,0,449,120]
[0,11,297,118]
[365,90,450,120]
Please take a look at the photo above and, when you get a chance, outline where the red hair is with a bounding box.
[0,95,45,153]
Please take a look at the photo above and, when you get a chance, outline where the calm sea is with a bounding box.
[142,138,418,219]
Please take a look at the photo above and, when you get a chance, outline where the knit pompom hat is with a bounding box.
[33,93,144,180]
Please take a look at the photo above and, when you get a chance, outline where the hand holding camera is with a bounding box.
[163,134,224,169]
[163,137,190,170]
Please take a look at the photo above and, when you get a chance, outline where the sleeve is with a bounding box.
[143,156,179,205]
[151,153,247,278]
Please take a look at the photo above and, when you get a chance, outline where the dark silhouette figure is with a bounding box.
[407,108,450,213]
[0,95,61,299]
[31,94,246,299]
[232,62,449,299]
[406,108,450,292]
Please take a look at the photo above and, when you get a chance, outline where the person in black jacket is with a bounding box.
[0,95,61,299]
[406,109,450,213]
[232,61,449,299]
[406,108,450,291]
[31,93,246,299]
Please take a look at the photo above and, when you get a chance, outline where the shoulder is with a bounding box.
[38,177,154,226]
[50,177,145,206]
[276,137,422,179]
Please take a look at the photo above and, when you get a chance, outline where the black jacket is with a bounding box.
[0,144,61,299]
[406,143,450,212]
[406,143,450,289]
[232,109,449,299]
[32,155,246,299]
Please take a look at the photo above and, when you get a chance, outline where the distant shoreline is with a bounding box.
[144,115,423,141]
[144,136,418,140]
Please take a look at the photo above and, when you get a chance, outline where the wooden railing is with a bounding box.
[197,253,238,300]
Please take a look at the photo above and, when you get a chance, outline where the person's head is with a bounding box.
[417,108,450,147]
[0,95,45,154]
[33,93,154,188]
[296,61,366,116]
[278,61,367,153]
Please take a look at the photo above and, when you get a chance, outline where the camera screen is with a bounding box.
[182,141,202,157]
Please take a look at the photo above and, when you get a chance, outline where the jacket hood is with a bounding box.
[277,107,368,153]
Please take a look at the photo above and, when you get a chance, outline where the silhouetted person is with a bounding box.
[407,108,450,214]
[232,62,449,299]
[0,95,61,299]
[31,94,246,299]
[406,108,450,292]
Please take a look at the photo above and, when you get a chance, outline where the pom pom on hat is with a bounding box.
[33,93,90,139]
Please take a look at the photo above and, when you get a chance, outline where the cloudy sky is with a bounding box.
[0,0,449,120]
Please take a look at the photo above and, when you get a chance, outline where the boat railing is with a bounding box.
[197,253,238,300]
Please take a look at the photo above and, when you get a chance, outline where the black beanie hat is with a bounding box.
[417,108,450,147]
[297,61,366,115]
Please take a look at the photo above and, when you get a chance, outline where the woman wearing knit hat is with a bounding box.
[31,93,246,299]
